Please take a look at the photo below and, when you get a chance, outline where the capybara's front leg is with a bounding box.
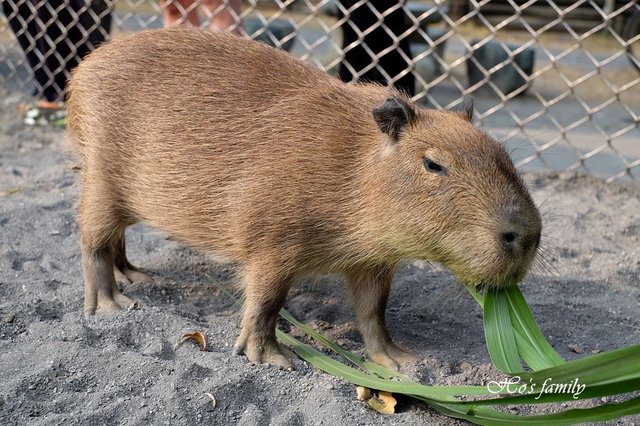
[233,265,293,369]
[346,265,417,370]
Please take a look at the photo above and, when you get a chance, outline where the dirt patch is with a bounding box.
[1,87,639,424]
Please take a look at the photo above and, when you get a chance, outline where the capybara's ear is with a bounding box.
[455,96,474,122]
[372,97,417,142]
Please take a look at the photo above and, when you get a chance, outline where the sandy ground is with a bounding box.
[0,86,639,425]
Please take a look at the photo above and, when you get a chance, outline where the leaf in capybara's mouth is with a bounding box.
[366,391,397,414]
[174,331,207,351]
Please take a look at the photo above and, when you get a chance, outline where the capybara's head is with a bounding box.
[366,96,541,288]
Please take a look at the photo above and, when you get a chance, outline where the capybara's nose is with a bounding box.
[499,207,542,255]
[500,231,518,252]
[499,228,540,254]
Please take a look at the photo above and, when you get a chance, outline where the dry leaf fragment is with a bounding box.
[378,392,397,410]
[366,391,397,415]
[356,386,372,401]
[568,344,583,354]
[175,331,207,351]
[460,361,473,372]
[204,392,217,411]
[0,188,22,197]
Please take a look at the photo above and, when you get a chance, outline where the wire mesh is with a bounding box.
[1,0,638,181]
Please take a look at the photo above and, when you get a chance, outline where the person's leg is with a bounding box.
[51,0,111,105]
[80,0,112,53]
[200,0,242,34]
[338,0,375,84]
[53,1,85,103]
[32,0,66,103]
[339,0,415,96]
[63,1,111,67]
[3,0,38,69]
[374,1,415,97]
[161,0,200,27]
[2,0,56,104]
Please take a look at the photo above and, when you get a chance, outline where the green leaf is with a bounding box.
[207,275,640,424]
[504,286,565,369]
[280,308,640,409]
[427,395,640,425]
[484,289,523,373]
[470,286,563,372]
[276,329,493,398]
[467,287,485,307]
[519,343,640,386]
[463,377,640,406]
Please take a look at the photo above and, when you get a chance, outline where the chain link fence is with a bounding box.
[1,0,639,181]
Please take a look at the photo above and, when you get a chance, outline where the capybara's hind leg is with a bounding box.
[346,265,417,370]
[113,232,153,284]
[79,184,138,316]
[82,243,137,316]
[233,265,294,369]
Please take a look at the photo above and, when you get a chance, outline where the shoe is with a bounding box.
[21,102,66,128]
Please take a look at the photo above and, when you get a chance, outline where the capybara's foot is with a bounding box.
[113,291,139,311]
[82,245,140,316]
[84,286,139,317]
[369,342,417,371]
[114,265,153,284]
[347,266,416,370]
[83,244,140,316]
[233,332,293,370]
[112,236,153,284]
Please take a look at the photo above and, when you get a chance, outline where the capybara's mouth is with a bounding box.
[453,238,539,290]
[454,265,528,290]
[471,277,521,291]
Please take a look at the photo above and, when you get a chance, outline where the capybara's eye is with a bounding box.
[422,157,447,175]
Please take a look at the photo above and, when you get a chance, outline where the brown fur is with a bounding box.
[67,27,541,370]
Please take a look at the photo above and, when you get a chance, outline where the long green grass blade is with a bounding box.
[279,308,424,385]
[504,286,565,368]
[510,327,555,371]
[468,287,485,306]
[484,289,523,373]
[280,326,640,423]
[279,309,358,365]
[427,395,640,425]
[462,377,640,406]
[281,307,640,406]
[468,286,564,372]
[519,343,640,386]
[208,275,640,424]
[276,329,493,398]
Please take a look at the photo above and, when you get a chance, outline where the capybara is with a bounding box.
[67,27,542,370]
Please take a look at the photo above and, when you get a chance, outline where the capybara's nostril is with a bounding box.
[500,231,518,251]
[501,227,541,254]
